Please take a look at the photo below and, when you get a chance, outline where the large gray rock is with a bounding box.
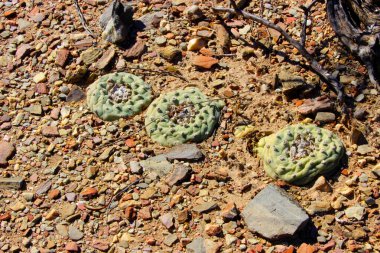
[99,0,134,44]
[241,184,309,240]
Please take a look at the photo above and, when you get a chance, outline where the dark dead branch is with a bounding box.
[300,0,320,47]
[326,0,380,91]
[212,4,347,110]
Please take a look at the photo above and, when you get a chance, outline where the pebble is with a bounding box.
[10,201,26,211]
[221,202,239,220]
[68,225,84,241]
[192,55,219,69]
[205,224,222,236]
[65,242,79,252]
[0,141,16,166]
[60,203,76,219]
[155,36,167,46]
[193,202,218,214]
[165,164,191,186]
[163,234,178,246]
[165,144,204,162]
[41,126,59,137]
[315,112,336,123]
[33,72,47,83]
[345,205,365,220]
[186,237,205,253]
[160,213,174,229]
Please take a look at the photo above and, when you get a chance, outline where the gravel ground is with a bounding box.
[0,0,379,252]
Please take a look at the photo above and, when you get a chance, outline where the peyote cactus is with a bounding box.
[87,72,152,121]
[257,124,345,185]
[145,87,224,146]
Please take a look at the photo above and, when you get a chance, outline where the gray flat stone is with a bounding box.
[193,202,218,214]
[345,205,365,220]
[140,155,173,180]
[165,144,204,162]
[186,237,206,253]
[315,112,336,123]
[68,225,84,241]
[241,184,309,240]
[163,233,178,246]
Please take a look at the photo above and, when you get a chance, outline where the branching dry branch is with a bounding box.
[212,1,346,110]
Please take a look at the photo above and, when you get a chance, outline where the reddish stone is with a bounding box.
[191,55,218,69]
[248,244,263,253]
[139,207,152,220]
[55,49,70,67]
[0,141,15,167]
[4,10,16,18]
[35,83,48,94]
[297,243,317,253]
[95,48,115,69]
[199,47,214,57]
[286,17,297,24]
[124,40,146,59]
[15,44,32,60]
[50,108,60,120]
[205,224,222,236]
[319,240,336,251]
[48,189,60,199]
[146,237,156,246]
[65,242,79,252]
[0,122,11,130]
[125,138,136,148]
[282,246,295,253]
[41,126,59,137]
[0,213,11,221]
[211,140,220,147]
[91,239,109,252]
[80,187,98,198]
[124,206,137,221]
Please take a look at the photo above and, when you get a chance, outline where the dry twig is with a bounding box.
[73,0,95,37]
[300,0,320,47]
[85,178,142,211]
[212,1,346,111]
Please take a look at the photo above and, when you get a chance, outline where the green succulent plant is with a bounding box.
[86,72,152,121]
[257,124,345,185]
[145,87,224,146]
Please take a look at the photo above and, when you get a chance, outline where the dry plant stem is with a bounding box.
[85,178,142,211]
[212,5,345,104]
[300,0,320,47]
[73,0,95,37]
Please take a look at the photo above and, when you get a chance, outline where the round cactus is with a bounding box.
[145,87,225,146]
[257,124,345,185]
[86,72,152,121]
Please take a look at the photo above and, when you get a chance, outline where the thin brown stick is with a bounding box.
[73,0,95,37]
[212,4,346,106]
[84,178,142,211]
